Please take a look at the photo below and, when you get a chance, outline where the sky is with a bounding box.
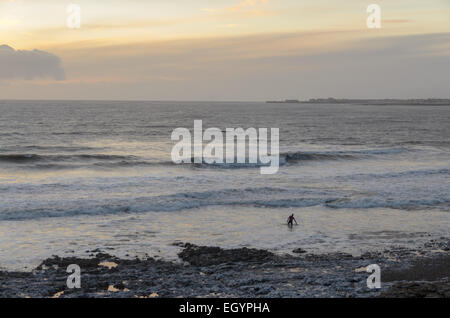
[0,0,449,100]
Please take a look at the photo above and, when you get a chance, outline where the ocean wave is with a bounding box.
[1,185,448,221]
[0,146,99,152]
[336,168,450,181]
[325,198,450,210]
[282,152,357,162]
[0,147,410,169]
[0,154,43,163]
[282,147,407,162]
[176,147,409,169]
[0,186,328,220]
[0,153,137,163]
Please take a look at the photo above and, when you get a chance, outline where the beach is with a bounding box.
[1,237,449,298]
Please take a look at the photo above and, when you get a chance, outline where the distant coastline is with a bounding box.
[266,99,301,104]
[266,98,450,105]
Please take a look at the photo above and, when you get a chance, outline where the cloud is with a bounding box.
[202,0,271,16]
[229,0,270,12]
[0,44,65,80]
[1,32,449,100]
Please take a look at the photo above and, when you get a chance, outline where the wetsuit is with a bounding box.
[288,215,294,226]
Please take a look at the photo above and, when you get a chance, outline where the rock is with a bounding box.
[292,248,307,254]
[177,243,277,266]
[379,280,450,298]
[1,237,449,298]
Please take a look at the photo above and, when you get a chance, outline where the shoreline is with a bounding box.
[1,237,449,298]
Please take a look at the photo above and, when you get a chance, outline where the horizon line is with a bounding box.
[1,98,450,103]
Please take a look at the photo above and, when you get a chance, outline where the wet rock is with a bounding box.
[379,280,450,298]
[178,243,277,266]
[383,254,450,282]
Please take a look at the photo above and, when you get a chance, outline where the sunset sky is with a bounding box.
[1,0,449,100]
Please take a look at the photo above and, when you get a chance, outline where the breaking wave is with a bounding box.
[0,147,408,170]
[1,184,447,221]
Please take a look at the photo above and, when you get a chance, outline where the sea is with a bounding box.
[0,100,449,270]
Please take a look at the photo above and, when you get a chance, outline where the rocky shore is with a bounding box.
[1,238,449,298]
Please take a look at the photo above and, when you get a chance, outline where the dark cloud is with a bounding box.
[0,45,65,80]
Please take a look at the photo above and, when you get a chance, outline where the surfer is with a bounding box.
[287,213,298,226]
